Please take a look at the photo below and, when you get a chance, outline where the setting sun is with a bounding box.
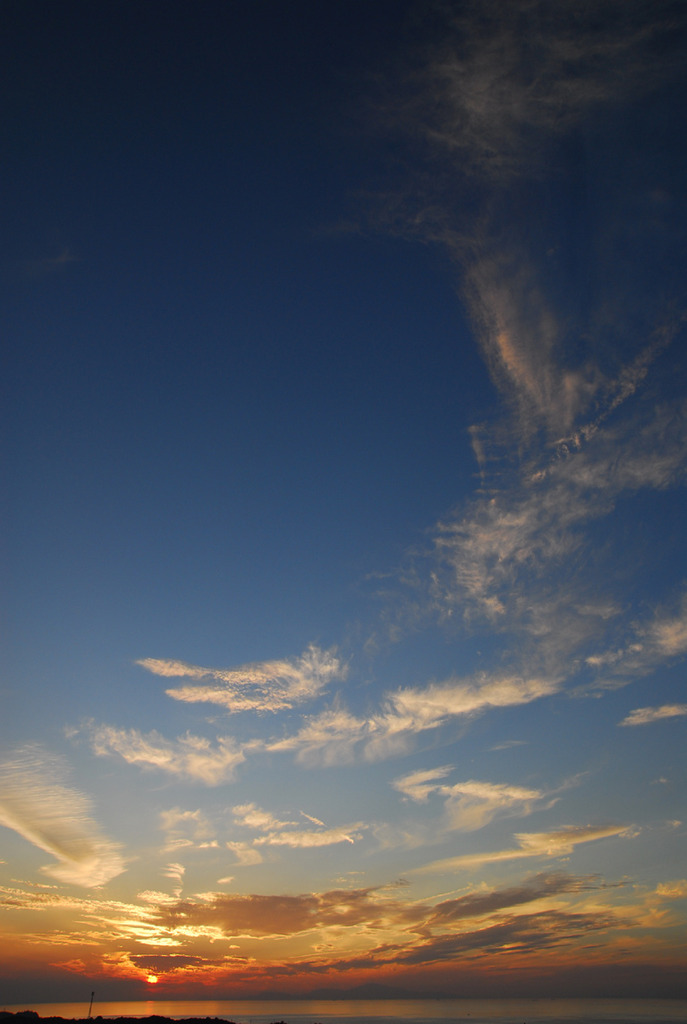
[146,975,158,985]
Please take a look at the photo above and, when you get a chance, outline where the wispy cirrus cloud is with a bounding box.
[265,706,367,765]
[159,807,215,845]
[392,768,554,831]
[0,885,151,918]
[0,746,125,888]
[139,644,345,713]
[366,397,687,734]
[365,0,687,755]
[619,704,687,727]
[388,0,687,442]
[655,880,687,898]
[138,889,183,906]
[232,803,364,849]
[0,885,198,954]
[76,504,685,789]
[413,0,678,184]
[414,823,637,874]
[76,666,559,786]
[20,247,79,279]
[461,254,598,438]
[162,862,185,887]
[586,590,687,685]
[367,0,687,724]
[649,604,687,656]
[232,803,299,831]
[254,827,361,849]
[83,723,250,784]
[380,672,558,736]
[267,671,558,766]
[425,871,607,927]
[225,841,264,866]
[428,400,687,631]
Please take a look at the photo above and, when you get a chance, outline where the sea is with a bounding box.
[3,1000,686,1024]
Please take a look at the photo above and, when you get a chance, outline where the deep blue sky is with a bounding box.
[3,1,491,688]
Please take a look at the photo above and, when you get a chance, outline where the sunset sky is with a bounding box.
[2,0,687,1004]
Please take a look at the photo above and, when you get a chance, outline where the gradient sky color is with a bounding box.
[2,0,687,1004]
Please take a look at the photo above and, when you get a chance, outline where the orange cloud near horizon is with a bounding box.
[1,867,686,1002]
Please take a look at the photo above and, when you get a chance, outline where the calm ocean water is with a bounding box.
[4,1000,686,1024]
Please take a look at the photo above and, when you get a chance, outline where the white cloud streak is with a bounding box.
[138,644,345,713]
[266,672,558,766]
[73,665,559,787]
[392,769,552,832]
[429,401,687,629]
[232,803,298,831]
[416,0,677,182]
[253,827,361,848]
[159,807,214,840]
[225,841,263,866]
[85,723,249,784]
[231,802,364,849]
[0,746,125,888]
[387,1,687,443]
[415,823,637,874]
[619,704,687,727]
[368,1,687,717]
[586,590,687,683]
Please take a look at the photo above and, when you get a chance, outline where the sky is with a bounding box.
[2,0,687,1005]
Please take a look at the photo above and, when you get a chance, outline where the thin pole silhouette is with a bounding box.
[88,992,94,1019]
